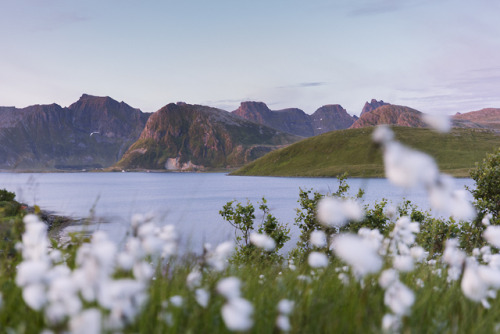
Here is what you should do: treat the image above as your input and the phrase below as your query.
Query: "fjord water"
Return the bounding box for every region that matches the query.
[0,173,474,251]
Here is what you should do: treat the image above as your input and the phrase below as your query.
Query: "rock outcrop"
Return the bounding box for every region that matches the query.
[360,99,390,116]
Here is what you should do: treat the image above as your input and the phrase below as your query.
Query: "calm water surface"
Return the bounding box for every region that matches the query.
[0,173,474,252]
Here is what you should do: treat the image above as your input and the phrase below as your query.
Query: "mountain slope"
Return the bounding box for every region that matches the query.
[350,105,426,129]
[0,95,149,170]
[232,127,500,177]
[310,104,356,134]
[115,102,300,170]
[453,108,500,130]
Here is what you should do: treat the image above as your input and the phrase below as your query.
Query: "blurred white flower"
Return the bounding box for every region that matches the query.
[310,230,327,248]
[372,125,394,145]
[317,197,364,227]
[169,295,183,307]
[221,298,254,331]
[22,283,47,311]
[332,234,382,277]
[217,277,241,300]
[422,113,451,133]
[484,226,500,249]
[69,308,102,334]
[277,299,294,315]
[195,288,210,308]
[379,269,398,289]
[206,241,234,272]
[461,258,488,303]
[382,313,401,333]
[383,141,439,188]
[276,315,291,332]
[393,255,414,272]
[308,252,328,268]
[186,269,202,290]
[384,281,415,316]
[410,246,426,262]
[482,213,493,226]
[250,233,276,251]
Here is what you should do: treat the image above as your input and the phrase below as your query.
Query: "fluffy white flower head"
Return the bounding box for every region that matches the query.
[250,233,276,251]
[332,234,382,277]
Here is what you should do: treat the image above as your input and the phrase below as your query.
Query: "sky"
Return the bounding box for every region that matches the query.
[1,0,500,116]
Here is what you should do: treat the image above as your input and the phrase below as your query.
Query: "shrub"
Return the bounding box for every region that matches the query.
[0,189,15,202]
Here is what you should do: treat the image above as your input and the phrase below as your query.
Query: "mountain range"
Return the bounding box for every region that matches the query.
[0,95,499,171]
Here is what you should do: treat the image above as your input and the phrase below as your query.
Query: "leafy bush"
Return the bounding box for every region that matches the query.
[0,188,15,202]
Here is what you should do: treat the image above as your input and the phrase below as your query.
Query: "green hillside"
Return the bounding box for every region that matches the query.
[231,127,500,177]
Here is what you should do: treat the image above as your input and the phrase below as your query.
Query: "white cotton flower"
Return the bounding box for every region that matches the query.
[16,260,50,287]
[317,197,364,227]
[169,295,183,307]
[22,283,47,311]
[308,252,328,268]
[277,299,294,315]
[379,269,399,289]
[358,228,383,250]
[410,246,426,262]
[221,298,254,331]
[428,175,476,221]
[382,313,401,333]
[443,239,466,268]
[478,266,500,289]
[310,230,327,248]
[250,233,276,251]
[207,241,234,272]
[372,125,394,145]
[276,315,291,332]
[422,113,451,133]
[69,308,102,334]
[484,226,500,249]
[384,281,415,316]
[186,269,202,289]
[461,259,488,302]
[482,213,493,226]
[195,288,210,308]
[383,141,439,188]
[217,277,241,300]
[393,255,414,272]
[117,252,135,271]
[332,234,382,277]
[133,261,154,282]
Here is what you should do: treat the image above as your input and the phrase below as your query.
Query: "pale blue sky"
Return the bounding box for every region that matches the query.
[1,0,499,115]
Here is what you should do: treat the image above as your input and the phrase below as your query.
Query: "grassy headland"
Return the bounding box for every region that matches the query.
[232,127,500,177]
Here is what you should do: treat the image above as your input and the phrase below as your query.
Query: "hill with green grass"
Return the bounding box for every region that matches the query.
[231,127,500,177]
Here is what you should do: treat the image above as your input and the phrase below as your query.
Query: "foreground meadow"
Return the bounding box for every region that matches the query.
[1,124,500,333]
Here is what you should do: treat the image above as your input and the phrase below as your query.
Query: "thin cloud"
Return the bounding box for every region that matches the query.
[277,82,328,89]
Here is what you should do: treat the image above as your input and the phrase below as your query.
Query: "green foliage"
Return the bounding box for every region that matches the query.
[232,127,500,177]
[219,197,290,262]
[0,188,15,201]
[470,148,500,220]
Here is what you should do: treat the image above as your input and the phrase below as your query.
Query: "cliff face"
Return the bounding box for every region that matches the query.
[350,105,426,129]
[0,95,149,170]
[116,103,300,170]
[232,101,357,137]
[360,99,389,116]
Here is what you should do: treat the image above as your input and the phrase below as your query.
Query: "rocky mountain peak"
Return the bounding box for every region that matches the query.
[361,99,390,116]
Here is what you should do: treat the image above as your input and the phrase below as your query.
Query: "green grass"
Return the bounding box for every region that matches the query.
[232,127,500,177]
